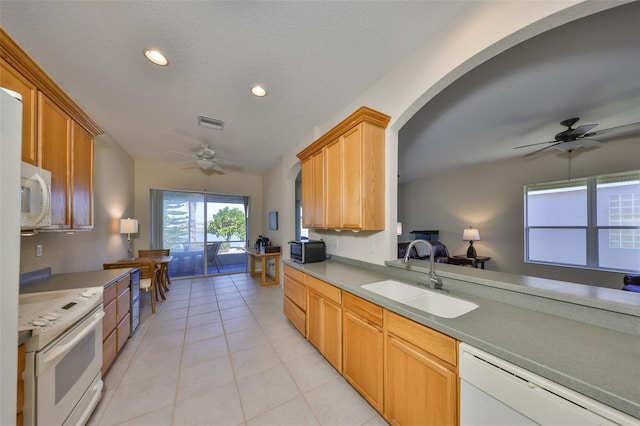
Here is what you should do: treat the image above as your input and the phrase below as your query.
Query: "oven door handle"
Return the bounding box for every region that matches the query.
[41,310,104,367]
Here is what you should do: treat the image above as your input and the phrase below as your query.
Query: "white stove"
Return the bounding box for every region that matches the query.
[19,286,105,425]
[19,286,103,352]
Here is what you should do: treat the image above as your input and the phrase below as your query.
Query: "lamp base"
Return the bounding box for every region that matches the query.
[466,242,477,259]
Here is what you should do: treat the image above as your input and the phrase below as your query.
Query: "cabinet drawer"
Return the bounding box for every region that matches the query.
[102,299,117,340]
[384,310,457,367]
[117,313,131,352]
[343,292,382,327]
[116,287,131,323]
[103,283,117,305]
[284,296,306,337]
[284,276,306,311]
[116,275,131,294]
[102,330,117,374]
[283,265,306,284]
[306,275,341,304]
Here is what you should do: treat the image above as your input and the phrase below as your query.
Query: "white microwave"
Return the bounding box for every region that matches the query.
[21,162,52,230]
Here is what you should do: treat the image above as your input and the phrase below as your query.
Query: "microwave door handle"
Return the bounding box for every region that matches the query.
[31,172,50,225]
[39,311,104,370]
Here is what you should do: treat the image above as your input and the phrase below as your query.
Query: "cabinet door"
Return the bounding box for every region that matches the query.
[325,137,342,228]
[343,309,383,411]
[301,156,314,228]
[342,125,363,228]
[311,149,325,227]
[306,288,342,372]
[71,122,94,228]
[102,330,117,375]
[306,289,323,350]
[0,59,37,165]
[385,334,457,426]
[38,92,71,227]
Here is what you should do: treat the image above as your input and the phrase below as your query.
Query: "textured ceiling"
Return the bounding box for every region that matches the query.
[1,2,637,180]
[0,0,470,174]
[399,1,640,182]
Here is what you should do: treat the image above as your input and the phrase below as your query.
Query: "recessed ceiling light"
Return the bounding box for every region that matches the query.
[251,85,267,97]
[144,49,169,66]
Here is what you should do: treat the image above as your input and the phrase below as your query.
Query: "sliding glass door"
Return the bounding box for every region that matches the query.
[150,189,249,278]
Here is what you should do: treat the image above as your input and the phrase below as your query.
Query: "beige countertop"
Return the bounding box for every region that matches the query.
[284,258,640,419]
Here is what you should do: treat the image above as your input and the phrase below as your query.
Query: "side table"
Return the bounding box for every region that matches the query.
[452,255,491,269]
[245,250,281,286]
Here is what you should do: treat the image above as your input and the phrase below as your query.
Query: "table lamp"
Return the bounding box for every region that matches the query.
[120,218,138,258]
[462,226,480,258]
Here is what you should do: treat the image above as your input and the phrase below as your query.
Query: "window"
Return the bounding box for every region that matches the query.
[525,171,640,272]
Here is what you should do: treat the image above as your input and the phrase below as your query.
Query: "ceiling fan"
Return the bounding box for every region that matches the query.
[514,117,640,157]
[168,144,226,172]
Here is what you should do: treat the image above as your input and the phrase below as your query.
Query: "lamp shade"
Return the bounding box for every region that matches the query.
[120,218,138,234]
[462,227,480,241]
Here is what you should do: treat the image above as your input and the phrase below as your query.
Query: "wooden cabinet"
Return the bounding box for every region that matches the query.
[39,92,71,228]
[283,265,307,336]
[282,265,461,425]
[17,344,25,426]
[1,58,37,165]
[297,106,390,231]
[384,310,458,426]
[342,292,384,413]
[1,29,101,231]
[71,121,94,228]
[102,274,131,375]
[306,275,342,372]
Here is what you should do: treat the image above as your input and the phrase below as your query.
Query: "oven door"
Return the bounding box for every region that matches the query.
[31,306,104,425]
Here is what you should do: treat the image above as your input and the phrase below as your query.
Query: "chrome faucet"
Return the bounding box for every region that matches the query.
[402,239,444,290]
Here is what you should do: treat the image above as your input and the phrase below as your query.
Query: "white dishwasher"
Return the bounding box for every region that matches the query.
[459,343,639,425]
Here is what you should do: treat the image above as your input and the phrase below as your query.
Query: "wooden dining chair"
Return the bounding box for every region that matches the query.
[103,260,158,313]
[138,249,172,288]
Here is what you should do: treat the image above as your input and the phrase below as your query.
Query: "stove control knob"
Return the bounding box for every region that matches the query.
[32,319,48,327]
[82,290,95,298]
[43,313,57,321]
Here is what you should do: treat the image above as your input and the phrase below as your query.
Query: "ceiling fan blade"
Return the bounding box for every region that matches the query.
[589,122,640,140]
[564,123,598,137]
[514,140,555,149]
[524,142,561,157]
[167,149,195,158]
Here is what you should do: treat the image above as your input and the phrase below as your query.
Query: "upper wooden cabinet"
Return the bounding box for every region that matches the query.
[71,122,94,229]
[0,58,37,164]
[297,106,390,231]
[1,29,101,230]
[39,93,71,228]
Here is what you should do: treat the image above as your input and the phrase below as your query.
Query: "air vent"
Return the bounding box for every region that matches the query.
[198,115,225,130]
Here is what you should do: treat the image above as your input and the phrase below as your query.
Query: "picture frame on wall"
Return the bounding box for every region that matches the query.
[268,211,278,230]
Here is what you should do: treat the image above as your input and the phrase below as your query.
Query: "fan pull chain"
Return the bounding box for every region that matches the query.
[568,150,572,181]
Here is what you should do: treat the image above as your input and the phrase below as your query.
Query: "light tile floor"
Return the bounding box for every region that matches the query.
[88,273,388,426]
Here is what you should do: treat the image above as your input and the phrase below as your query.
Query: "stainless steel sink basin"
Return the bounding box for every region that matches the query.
[361,280,478,318]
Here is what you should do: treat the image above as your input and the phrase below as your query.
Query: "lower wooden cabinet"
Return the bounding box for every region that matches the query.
[17,343,25,426]
[306,275,342,373]
[281,267,460,425]
[102,274,131,374]
[342,292,384,412]
[384,310,458,425]
[283,266,307,336]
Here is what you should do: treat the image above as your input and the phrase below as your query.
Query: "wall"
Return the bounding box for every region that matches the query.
[266,1,616,266]
[20,133,135,275]
[133,160,263,254]
[398,136,639,288]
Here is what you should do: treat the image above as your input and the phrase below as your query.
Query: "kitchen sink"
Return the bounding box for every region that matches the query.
[361,280,478,318]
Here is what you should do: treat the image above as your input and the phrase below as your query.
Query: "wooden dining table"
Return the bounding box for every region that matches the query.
[120,255,173,299]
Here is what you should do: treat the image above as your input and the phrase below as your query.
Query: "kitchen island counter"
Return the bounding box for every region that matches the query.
[284,258,640,419]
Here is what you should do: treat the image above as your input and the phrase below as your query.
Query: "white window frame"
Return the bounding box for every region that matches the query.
[524,171,640,272]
